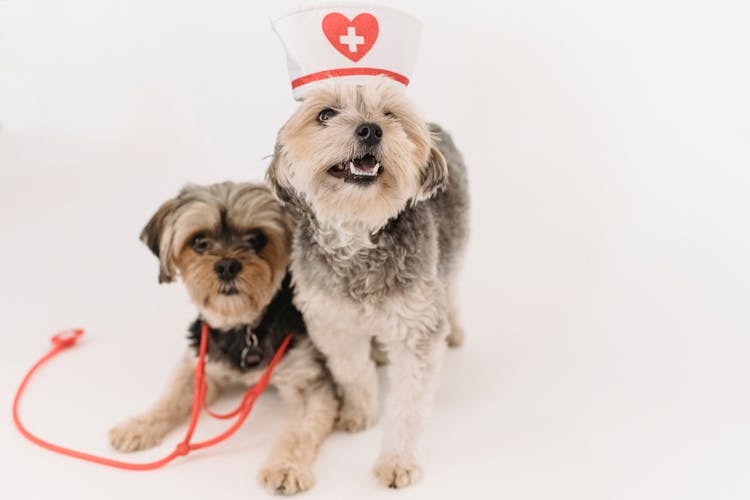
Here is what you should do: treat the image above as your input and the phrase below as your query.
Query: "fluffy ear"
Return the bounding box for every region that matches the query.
[140,197,181,284]
[265,141,295,205]
[415,146,449,202]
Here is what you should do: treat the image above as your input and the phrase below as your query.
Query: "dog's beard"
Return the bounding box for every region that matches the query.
[194,281,272,330]
[286,145,422,231]
[179,256,279,329]
[196,277,259,324]
[327,153,383,185]
[208,292,247,311]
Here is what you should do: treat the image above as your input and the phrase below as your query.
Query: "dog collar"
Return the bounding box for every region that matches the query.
[189,320,273,372]
[187,273,304,371]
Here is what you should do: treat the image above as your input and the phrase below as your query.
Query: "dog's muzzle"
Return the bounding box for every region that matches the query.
[327,154,383,185]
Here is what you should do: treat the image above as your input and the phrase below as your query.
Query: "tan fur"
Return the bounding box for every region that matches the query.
[108,352,222,452]
[268,77,447,231]
[175,241,283,326]
[110,182,337,495]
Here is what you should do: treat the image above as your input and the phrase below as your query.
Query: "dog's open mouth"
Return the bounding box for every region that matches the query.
[327,154,382,184]
[219,284,239,296]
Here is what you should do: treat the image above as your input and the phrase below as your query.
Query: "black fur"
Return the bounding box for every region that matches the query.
[187,272,306,371]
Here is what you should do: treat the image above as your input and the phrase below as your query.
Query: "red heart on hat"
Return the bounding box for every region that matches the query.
[322,13,379,63]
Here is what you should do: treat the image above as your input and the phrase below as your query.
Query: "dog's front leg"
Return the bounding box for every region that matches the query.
[109,350,222,451]
[374,326,447,488]
[309,325,378,432]
[258,379,338,495]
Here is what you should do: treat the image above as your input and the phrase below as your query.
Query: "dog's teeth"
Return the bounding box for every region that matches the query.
[346,160,380,177]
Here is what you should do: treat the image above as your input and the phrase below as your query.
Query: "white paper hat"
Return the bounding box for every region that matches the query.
[272,5,422,100]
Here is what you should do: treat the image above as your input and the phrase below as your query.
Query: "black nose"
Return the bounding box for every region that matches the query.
[355,122,383,145]
[214,258,242,281]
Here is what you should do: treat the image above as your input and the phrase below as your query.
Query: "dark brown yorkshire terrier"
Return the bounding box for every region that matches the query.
[109,182,338,495]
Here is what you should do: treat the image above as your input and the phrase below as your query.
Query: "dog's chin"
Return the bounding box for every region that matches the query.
[327,154,383,186]
[304,175,412,232]
[197,293,259,330]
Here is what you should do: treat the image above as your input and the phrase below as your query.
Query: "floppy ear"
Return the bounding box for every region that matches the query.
[265,141,296,205]
[140,197,181,284]
[415,145,449,202]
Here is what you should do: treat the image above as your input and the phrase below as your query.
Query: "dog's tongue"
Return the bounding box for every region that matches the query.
[352,156,378,172]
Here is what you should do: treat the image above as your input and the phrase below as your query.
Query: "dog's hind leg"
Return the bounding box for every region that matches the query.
[445,282,465,348]
[446,299,465,347]
[370,337,389,365]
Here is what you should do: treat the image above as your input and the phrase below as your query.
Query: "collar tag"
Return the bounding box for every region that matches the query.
[240,327,262,370]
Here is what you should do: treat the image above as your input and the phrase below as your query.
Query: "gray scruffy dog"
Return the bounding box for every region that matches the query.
[267,77,469,488]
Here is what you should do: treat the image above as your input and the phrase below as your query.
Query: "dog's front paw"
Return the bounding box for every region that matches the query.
[109,418,165,452]
[258,462,315,495]
[335,396,377,432]
[373,453,423,488]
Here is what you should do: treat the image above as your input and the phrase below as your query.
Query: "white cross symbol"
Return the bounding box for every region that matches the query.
[339,26,365,53]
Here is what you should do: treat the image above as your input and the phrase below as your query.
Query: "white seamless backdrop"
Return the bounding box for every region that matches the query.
[1,1,749,499]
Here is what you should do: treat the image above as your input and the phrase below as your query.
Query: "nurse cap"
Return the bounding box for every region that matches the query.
[272,5,422,100]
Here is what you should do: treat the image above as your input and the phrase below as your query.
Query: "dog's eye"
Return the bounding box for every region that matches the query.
[318,108,338,123]
[384,111,395,118]
[245,230,268,252]
[191,234,211,253]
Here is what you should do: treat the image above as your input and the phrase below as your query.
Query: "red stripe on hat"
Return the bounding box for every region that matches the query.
[291,68,409,89]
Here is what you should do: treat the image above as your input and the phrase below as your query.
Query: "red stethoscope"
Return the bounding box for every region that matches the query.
[12,323,292,470]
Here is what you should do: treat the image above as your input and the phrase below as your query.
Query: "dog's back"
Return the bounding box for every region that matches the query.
[427,123,470,278]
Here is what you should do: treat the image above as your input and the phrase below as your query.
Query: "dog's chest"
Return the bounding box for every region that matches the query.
[292,212,436,301]
[202,337,323,388]
[292,272,446,345]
